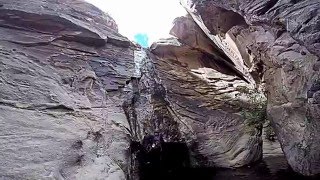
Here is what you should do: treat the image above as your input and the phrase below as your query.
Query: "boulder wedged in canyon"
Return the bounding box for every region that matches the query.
[0,0,133,179]
[181,0,320,176]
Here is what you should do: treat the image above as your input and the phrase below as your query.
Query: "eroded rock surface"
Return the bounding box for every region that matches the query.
[0,0,133,179]
[1,0,319,178]
[181,0,320,176]
[150,15,265,167]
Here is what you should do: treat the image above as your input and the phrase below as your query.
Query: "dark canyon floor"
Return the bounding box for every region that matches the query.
[140,157,318,180]
[134,141,319,180]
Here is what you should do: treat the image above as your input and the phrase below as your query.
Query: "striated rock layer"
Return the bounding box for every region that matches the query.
[1,0,319,179]
[0,0,267,178]
[150,14,265,168]
[181,0,320,176]
[0,0,133,179]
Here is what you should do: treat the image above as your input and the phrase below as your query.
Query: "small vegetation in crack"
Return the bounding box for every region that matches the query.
[240,88,267,131]
[236,85,251,94]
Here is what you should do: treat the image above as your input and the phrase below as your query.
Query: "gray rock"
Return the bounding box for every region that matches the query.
[181,0,320,176]
[150,18,265,167]
[2,0,319,178]
[0,0,134,179]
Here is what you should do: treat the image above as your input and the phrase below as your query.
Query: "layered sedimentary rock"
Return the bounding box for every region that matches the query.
[0,0,267,178]
[0,0,133,179]
[1,0,319,178]
[150,14,265,168]
[181,0,320,176]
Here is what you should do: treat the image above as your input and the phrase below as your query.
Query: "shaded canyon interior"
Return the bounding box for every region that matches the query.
[0,0,319,179]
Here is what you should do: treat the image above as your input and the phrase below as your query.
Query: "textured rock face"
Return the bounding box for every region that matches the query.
[2,0,319,178]
[181,0,320,176]
[0,0,133,179]
[0,0,266,178]
[150,15,265,168]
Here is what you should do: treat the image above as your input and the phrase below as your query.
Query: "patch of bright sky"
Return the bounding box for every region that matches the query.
[85,0,186,47]
[134,33,149,48]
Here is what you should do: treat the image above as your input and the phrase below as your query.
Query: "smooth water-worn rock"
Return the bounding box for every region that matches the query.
[181,0,320,176]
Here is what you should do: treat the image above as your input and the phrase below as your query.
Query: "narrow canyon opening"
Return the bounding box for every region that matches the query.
[1,0,320,179]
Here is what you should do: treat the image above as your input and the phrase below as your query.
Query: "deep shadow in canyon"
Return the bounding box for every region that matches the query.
[131,136,320,180]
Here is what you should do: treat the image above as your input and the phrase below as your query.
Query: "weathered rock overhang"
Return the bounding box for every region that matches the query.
[179,0,320,176]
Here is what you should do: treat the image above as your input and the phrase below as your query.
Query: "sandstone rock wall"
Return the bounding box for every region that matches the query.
[150,15,265,168]
[1,0,319,178]
[181,0,320,176]
[0,0,133,179]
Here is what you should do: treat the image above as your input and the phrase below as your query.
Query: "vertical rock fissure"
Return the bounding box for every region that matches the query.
[125,48,187,179]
